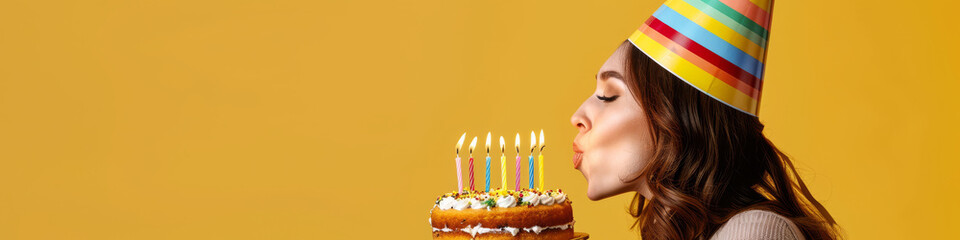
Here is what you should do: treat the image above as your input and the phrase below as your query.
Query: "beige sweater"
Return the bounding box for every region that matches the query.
[709,210,805,240]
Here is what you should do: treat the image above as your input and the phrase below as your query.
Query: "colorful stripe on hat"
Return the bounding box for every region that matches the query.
[628,0,774,116]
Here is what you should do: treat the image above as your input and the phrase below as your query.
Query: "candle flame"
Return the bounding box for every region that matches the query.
[469,136,478,156]
[514,133,520,153]
[529,131,536,153]
[539,129,546,152]
[456,133,466,154]
[485,132,492,155]
[499,136,505,153]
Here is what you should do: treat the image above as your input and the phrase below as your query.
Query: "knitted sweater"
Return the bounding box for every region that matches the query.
[709,210,806,240]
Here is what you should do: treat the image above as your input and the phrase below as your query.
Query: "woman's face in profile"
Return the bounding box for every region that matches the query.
[570,42,655,201]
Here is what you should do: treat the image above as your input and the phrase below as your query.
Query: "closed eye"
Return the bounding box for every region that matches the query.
[596,95,619,102]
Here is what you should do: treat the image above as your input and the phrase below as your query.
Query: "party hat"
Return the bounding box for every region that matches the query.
[627,0,774,116]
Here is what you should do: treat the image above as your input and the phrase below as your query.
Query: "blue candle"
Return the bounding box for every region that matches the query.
[528,131,536,190]
[528,155,534,189]
[484,132,492,192]
[485,156,491,192]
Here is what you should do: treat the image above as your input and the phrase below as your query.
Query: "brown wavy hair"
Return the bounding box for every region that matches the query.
[620,40,841,239]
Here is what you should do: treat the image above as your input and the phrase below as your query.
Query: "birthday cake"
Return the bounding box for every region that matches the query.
[430,189,574,239]
[431,131,573,239]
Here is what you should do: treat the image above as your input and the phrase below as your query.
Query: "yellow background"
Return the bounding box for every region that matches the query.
[1,0,958,239]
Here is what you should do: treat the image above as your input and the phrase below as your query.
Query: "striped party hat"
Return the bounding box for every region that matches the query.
[627,0,774,116]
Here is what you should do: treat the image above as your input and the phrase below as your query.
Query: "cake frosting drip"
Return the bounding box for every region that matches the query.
[433,189,567,210]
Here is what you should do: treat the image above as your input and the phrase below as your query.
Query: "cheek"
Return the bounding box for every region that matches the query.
[585,142,643,181]
[582,103,652,190]
[591,111,649,165]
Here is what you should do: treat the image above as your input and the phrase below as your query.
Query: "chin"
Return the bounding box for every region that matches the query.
[585,183,616,201]
[586,189,603,201]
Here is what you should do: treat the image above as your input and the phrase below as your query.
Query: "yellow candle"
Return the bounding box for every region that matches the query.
[538,154,544,190]
[537,129,545,190]
[499,136,506,190]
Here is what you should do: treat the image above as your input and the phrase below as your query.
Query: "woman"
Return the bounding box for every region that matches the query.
[569,1,841,239]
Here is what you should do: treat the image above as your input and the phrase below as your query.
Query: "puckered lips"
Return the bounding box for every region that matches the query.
[572,143,584,169]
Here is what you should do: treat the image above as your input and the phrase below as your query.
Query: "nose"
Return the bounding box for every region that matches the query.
[570,104,591,134]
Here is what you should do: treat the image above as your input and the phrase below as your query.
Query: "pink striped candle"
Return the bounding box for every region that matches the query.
[514,155,521,191]
[468,157,474,191]
[514,133,521,191]
[456,156,462,193]
[455,133,466,193]
[467,136,478,192]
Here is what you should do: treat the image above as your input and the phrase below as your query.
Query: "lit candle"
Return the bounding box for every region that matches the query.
[538,129,546,191]
[528,131,536,190]
[499,136,506,191]
[485,132,492,192]
[469,136,477,191]
[455,133,466,193]
[514,133,521,191]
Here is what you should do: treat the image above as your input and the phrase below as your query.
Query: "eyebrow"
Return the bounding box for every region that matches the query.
[596,71,624,81]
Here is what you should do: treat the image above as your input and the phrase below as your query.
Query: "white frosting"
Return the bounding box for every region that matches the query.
[438,197,456,210]
[552,192,567,203]
[522,221,576,234]
[461,224,483,237]
[496,195,516,208]
[438,221,575,236]
[453,198,470,211]
[434,190,565,211]
[538,194,555,205]
[477,226,496,235]
[469,199,484,209]
[522,193,539,206]
[504,226,520,236]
